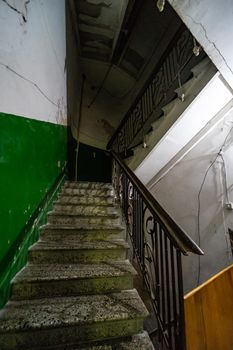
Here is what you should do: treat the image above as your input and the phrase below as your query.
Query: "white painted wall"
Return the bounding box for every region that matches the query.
[168,0,233,91]
[0,0,66,125]
[149,105,233,292]
[135,72,232,184]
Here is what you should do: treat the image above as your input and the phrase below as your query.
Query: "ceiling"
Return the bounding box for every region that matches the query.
[72,0,182,81]
[67,0,184,149]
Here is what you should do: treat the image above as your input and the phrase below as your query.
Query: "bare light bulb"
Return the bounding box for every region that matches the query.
[157,0,165,12]
[193,45,201,56]
[180,93,185,102]
[193,38,201,56]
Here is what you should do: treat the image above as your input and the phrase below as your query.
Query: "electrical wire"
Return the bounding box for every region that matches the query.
[196,152,219,286]
[38,0,64,76]
[196,124,233,286]
[88,64,113,109]
[219,153,230,204]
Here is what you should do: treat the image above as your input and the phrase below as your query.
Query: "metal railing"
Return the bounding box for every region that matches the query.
[107,25,204,154]
[112,151,203,350]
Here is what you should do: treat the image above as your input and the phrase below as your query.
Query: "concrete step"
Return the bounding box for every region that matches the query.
[64,181,113,190]
[0,290,149,350]
[161,98,177,115]
[29,239,129,264]
[11,260,137,300]
[40,224,125,241]
[60,188,114,197]
[47,211,121,227]
[191,56,211,77]
[56,195,115,206]
[52,204,120,216]
[151,117,163,131]
[30,331,154,350]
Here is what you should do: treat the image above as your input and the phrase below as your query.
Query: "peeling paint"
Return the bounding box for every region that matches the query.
[0,111,66,308]
[98,118,115,135]
[77,0,127,61]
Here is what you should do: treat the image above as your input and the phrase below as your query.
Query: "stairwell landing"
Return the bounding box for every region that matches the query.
[0,181,154,349]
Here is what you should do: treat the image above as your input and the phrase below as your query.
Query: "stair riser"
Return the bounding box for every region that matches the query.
[53,205,119,216]
[11,275,134,300]
[61,189,114,197]
[0,318,144,350]
[64,182,113,190]
[29,249,127,264]
[28,332,154,350]
[47,216,121,227]
[57,197,115,206]
[40,231,124,242]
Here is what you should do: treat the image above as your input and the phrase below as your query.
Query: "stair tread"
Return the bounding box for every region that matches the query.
[0,181,153,349]
[30,239,129,251]
[13,261,137,283]
[61,188,114,196]
[64,181,112,189]
[56,198,115,206]
[49,210,119,217]
[0,289,148,334]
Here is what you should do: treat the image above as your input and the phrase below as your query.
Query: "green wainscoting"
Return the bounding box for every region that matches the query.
[0,112,67,307]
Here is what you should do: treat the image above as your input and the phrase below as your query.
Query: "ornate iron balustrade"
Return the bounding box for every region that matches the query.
[112,151,203,350]
[107,25,204,153]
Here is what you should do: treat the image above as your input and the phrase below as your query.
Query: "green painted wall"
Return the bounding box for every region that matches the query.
[0,112,67,306]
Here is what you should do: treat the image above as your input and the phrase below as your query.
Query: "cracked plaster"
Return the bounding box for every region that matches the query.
[168,0,233,90]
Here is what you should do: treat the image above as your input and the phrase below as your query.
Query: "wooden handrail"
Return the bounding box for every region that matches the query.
[184,264,233,350]
[112,151,204,255]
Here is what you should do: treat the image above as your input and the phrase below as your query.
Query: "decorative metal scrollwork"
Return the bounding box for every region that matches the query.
[143,208,158,301]
[112,156,187,350]
[108,27,204,154]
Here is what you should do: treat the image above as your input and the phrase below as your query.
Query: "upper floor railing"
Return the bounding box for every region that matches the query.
[112,151,203,350]
[107,25,204,154]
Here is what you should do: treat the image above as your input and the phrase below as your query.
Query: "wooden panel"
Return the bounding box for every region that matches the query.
[184,264,233,350]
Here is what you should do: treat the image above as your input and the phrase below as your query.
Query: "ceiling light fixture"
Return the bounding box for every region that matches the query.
[157,0,166,12]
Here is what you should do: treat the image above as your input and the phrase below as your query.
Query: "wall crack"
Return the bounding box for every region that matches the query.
[0,62,58,107]
[185,13,233,77]
[2,0,30,23]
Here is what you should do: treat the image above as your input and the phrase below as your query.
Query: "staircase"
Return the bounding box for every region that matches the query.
[126,57,217,172]
[0,181,154,349]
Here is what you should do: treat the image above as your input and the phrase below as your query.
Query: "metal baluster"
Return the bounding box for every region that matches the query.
[132,186,136,249]
[164,235,172,347]
[154,220,161,344]
[159,227,166,347]
[111,151,203,350]
[139,195,144,269]
[170,242,178,349]
[136,190,139,257]
[176,251,186,350]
